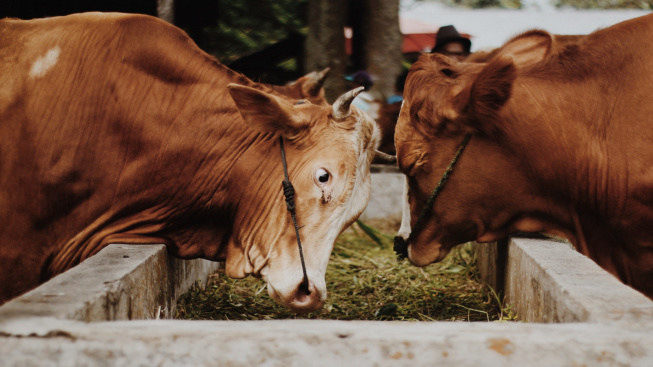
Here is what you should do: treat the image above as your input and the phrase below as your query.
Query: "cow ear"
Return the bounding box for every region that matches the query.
[228,84,310,139]
[495,30,552,67]
[464,57,517,135]
[406,53,471,136]
[300,67,330,99]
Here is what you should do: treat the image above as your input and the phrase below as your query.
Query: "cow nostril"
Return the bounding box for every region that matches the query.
[288,280,324,313]
[298,278,312,296]
[393,235,409,260]
[294,279,315,305]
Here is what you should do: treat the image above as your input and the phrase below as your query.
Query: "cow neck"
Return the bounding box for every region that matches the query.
[279,136,311,294]
[394,133,472,259]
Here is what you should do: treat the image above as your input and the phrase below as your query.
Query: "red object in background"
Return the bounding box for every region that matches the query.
[399,17,439,53]
[345,18,471,55]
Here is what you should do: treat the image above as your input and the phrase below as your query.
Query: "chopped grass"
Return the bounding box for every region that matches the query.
[176,218,515,322]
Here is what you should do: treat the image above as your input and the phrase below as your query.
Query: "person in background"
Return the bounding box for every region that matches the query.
[344,70,381,119]
[386,71,407,105]
[431,25,471,62]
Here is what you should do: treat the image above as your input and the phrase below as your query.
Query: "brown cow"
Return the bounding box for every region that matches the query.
[395,14,653,298]
[0,13,383,311]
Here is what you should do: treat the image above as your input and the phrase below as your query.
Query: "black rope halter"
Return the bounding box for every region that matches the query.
[394,133,472,259]
[279,136,311,294]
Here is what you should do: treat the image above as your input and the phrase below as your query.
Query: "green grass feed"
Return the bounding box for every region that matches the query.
[176,218,516,322]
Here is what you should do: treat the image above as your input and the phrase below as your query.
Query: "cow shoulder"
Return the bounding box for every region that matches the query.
[111,13,208,85]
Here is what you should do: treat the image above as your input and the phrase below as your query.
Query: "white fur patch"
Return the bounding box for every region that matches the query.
[29,46,61,79]
[397,177,412,240]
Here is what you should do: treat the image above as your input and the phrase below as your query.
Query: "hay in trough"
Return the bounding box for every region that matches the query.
[176,218,516,322]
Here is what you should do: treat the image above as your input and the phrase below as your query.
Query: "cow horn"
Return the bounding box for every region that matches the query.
[374,150,397,164]
[332,87,364,121]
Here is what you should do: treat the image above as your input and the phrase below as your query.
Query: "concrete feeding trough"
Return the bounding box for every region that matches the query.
[1,166,652,366]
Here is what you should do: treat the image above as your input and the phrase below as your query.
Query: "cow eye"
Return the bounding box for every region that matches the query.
[315,168,330,185]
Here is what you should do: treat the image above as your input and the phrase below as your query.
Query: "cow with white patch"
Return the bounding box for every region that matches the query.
[0,12,382,312]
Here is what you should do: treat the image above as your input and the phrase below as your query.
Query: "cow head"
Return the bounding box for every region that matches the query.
[226,84,380,313]
[395,32,562,267]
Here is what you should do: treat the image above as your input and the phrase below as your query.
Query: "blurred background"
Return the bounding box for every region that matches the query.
[1,0,651,103]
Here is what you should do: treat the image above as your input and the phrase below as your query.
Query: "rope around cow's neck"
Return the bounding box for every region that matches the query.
[393,133,472,260]
[279,136,311,294]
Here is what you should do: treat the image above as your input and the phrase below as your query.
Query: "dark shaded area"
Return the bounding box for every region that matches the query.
[0,0,218,44]
[0,0,308,85]
[227,32,305,84]
[0,0,157,19]
[204,0,308,84]
[0,0,217,51]
[174,0,219,51]
[346,0,365,72]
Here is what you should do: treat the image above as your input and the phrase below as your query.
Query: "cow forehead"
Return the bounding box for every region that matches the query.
[305,108,379,158]
[395,101,428,170]
[256,109,377,271]
[348,109,380,152]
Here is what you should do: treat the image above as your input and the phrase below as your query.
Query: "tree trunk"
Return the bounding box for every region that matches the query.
[157,0,174,24]
[360,0,402,100]
[305,0,348,103]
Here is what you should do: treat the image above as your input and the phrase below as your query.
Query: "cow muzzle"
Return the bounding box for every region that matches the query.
[395,177,441,266]
[395,229,443,267]
[406,237,443,267]
[267,277,325,313]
